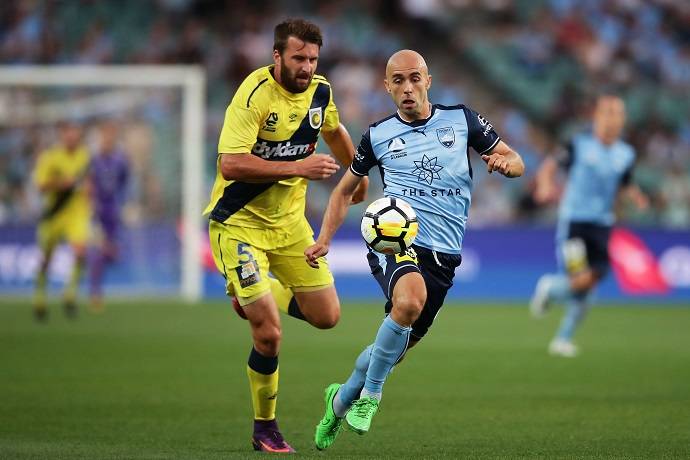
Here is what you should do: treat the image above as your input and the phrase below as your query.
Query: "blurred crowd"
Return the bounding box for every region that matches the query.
[0,0,688,228]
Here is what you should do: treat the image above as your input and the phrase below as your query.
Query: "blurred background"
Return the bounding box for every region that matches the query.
[0,0,689,302]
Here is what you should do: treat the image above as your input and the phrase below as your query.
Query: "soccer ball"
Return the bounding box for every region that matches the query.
[360,197,418,255]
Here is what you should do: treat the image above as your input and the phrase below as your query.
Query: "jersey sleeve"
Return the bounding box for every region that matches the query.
[349,129,377,176]
[321,84,340,132]
[217,78,264,154]
[463,106,501,155]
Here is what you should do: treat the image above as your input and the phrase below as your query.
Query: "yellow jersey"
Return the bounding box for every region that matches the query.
[32,144,91,220]
[204,65,340,240]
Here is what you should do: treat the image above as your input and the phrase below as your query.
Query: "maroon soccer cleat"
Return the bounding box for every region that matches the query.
[232,297,248,320]
[251,419,295,453]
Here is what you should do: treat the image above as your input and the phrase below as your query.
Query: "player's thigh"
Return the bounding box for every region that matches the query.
[411,246,462,340]
[37,219,61,254]
[267,235,334,291]
[243,292,283,354]
[389,271,426,324]
[64,214,90,257]
[208,221,271,303]
[292,285,340,328]
[366,247,421,301]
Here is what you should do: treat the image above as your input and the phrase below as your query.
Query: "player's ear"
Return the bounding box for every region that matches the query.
[272,49,281,66]
[426,74,432,90]
[383,78,390,93]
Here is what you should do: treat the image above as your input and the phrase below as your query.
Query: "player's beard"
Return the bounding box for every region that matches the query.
[280,64,312,93]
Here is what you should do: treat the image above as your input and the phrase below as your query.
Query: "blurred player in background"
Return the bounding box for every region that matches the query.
[203,19,368,453]
[88,120,130,312]
[32,121,91,320]
[305,49,524,449]
[530,94,649,357]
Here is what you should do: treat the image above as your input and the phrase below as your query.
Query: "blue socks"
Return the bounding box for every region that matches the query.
[333,317,411,416]
[546,274,572,303]
[556,292,592,340]
[334,344,372,417]
[363,316,411,399]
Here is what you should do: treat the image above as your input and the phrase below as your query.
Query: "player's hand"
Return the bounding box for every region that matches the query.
[304,240,329,268]
[633,191,650,211]
[297,154,340,180]
[481,153,511,176]
[351,176,369,204]
[534,182,558,204]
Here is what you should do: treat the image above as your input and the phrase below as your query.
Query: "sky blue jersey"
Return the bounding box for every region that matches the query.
[558,132,635,226]
[351,104,501,254]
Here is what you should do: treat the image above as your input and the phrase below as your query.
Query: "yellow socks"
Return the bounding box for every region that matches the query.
[247,347,279,420]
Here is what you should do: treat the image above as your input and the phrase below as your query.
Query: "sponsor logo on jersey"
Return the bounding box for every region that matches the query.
[412,154,443,185]
[436,127,455,148]
[388,137,407,159]
[477,114,494,136]
[252,139,315,159]
[289,112,298,122]
[395,247,418,264]
[388,137,406,152]
[401,187,464,198]
[236,260,261,288]
[262,112,278,132]
[309,107,323,129]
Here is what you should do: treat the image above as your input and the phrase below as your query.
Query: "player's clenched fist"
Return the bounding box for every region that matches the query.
[482,153,511,176]
[304,241,329,268]
[297,154,340,180]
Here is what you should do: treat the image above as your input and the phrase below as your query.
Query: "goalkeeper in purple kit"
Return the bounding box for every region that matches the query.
[88,120,129,311]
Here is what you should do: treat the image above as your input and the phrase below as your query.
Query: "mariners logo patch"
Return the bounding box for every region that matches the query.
[436,127,455,148]
[236,260,261,288]
[309,107,323,129]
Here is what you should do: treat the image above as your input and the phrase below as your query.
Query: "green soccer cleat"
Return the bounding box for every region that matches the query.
[314,383,343,450]
[345,396,379,435]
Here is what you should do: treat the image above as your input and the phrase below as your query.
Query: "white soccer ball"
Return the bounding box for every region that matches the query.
[360,197,418,255]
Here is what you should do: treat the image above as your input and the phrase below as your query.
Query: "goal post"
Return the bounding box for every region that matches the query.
[0,65,206,302]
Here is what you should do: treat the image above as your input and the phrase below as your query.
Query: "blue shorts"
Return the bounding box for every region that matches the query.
[367,244,462,340]
[558,221,612,276]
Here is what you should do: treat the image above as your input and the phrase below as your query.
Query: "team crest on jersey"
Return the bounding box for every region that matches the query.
[309,107,323,129]
[436,127,455,148]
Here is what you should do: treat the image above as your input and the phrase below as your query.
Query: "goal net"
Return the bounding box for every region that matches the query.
[0,66,205,302]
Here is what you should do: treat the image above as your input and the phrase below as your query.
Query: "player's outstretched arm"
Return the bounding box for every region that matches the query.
[219,152,339,183]
[533,155,559,204]
[481,140,525,178]
[305,170,363,268]
[321,123,369,204]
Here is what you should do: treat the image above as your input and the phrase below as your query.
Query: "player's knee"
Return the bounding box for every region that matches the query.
[310,306,340,329]
[570,270,599,293]
[392,292,424,323]
[255,325,282,355]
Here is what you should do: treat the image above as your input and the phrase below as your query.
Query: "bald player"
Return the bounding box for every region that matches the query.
[307,50,524,448]
[529,94,648,357]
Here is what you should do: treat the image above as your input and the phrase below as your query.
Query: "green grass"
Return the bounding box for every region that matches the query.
[1,299,688,459]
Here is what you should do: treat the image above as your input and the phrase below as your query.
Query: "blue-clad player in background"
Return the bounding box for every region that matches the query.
[530,94,648,358]
[304,49,525,449]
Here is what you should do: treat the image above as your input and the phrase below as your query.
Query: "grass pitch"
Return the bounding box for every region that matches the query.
[1,299,688,459]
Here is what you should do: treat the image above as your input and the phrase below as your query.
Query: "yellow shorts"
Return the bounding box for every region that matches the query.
[208,220,334,301]
[37,211,90,250]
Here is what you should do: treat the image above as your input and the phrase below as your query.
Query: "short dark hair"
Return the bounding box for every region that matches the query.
[273,18,323,54]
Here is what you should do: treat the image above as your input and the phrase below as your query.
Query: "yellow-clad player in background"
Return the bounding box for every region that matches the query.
[204,19,367,453]
[32,121,91,320]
